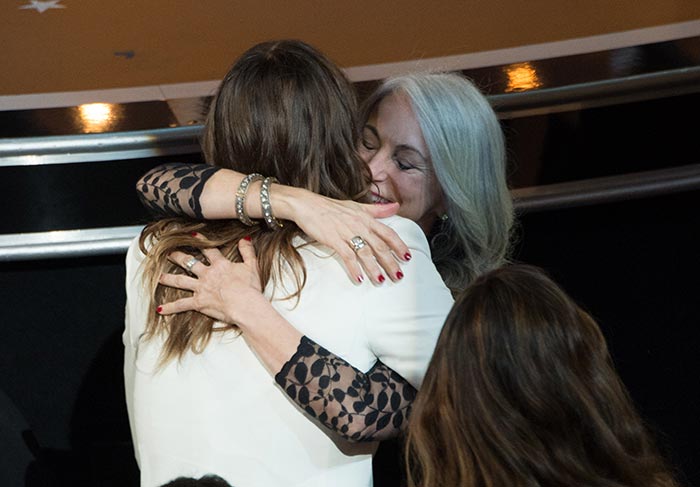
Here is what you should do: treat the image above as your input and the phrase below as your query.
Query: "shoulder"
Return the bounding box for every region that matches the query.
[126,232,146,268]
[125,230,150,291]
[377,215,431,257]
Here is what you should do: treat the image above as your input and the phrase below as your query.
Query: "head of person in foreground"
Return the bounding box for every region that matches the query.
[407,264,680,487]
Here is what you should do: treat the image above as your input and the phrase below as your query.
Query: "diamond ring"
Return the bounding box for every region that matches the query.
[350,236,367,252]
[184,256,200,273]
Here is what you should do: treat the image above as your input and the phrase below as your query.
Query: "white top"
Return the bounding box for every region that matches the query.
[123,215,454,487]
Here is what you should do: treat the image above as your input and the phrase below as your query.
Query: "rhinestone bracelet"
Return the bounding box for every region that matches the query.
[235,173,264,226]
[260,176,284,230]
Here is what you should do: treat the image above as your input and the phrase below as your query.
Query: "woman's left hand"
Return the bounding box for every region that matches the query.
[157,236,268,326]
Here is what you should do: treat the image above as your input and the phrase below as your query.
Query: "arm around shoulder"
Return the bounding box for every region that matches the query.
[364,216,454,389]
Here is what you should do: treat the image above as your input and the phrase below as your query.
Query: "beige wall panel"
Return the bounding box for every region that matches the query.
[2,1,700,95]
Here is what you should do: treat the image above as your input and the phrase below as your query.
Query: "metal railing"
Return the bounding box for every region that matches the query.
[511,163,700,212]
[4,65,700,166]
[2,163,698,262]
[490,65,700,118]
[3,63,700,262]
[0,126,202,167]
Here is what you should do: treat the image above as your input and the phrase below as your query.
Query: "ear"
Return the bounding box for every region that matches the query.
[433,193,448,221]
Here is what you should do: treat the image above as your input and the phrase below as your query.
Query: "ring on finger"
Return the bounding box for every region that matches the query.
[184,256,200,273]
[350,236,367,253]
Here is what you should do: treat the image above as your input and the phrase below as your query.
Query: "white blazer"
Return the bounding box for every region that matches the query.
[123,215,454,487]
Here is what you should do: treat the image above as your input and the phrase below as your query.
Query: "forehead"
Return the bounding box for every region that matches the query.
[368,92,427,151]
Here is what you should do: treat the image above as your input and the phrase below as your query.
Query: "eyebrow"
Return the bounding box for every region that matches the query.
[363,124,429,162]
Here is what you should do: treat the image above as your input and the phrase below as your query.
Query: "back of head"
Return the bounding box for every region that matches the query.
[361,72,513,291]
[407,264,679,487]
[159,474,234,487]
[140,40,370,364]
[203,39,369,200]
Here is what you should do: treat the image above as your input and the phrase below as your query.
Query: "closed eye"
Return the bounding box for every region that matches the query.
[394,158,415,171]
[361,137,377,151]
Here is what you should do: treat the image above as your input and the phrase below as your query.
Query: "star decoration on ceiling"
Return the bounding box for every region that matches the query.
[19,1,66,13]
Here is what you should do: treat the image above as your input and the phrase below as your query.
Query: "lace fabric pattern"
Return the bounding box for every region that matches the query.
[137,163,220,219]
[275,336,416,442]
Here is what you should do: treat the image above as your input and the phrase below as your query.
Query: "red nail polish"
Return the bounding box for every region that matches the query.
[156,306,163,314]
[243,235,252,241]
[378,274,385,283]
[404,252,412,261]
[396,271,404,280]
[357,275,364,283]
[191,232,198,237]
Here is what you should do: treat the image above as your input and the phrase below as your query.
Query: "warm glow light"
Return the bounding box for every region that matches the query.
[504,63,542,92]
[78,102,116,132]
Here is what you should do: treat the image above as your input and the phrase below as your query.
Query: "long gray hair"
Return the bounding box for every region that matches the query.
[361,72,514,291]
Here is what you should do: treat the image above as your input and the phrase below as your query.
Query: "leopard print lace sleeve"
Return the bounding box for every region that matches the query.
[137,163,220,219]
[274,336,416,442]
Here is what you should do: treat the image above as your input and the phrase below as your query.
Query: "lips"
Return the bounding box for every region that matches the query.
[371,192,393,204]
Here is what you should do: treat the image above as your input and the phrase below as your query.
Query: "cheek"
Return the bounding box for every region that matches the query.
[358,147,372,164]
[397,177,427,208]
[412,177,441,214]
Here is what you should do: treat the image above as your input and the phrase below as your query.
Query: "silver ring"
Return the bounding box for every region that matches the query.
[350,236,367,252]
[184,256,200,273]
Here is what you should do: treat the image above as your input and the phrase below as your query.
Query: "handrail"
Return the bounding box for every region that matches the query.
[2,164,698,262]
[0,226,143,262]
[0,126,202,167]
[489,65,700,118]
[3,66,700,165]
[512,163,700,212]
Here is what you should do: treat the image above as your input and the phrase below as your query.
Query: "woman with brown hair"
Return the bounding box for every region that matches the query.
[407,264,680,487]
[123,40,453,487]
[135,70,515,446]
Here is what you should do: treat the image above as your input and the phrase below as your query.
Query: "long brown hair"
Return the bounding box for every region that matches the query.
[139,39,370,365]
[407,264,679,487]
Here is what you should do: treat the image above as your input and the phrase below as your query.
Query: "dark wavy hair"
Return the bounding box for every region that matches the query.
[140,39,370,365]
[407,264,679,487]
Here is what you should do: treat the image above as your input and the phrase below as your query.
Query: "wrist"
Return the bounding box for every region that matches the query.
[269,183,306,223]
[243,179,264,219]
[231,292,274,333]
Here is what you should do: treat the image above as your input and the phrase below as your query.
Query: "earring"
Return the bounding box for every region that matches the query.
[440,213,449,221]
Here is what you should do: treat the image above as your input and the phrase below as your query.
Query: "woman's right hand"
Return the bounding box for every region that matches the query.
[158,237,266,326]
[280,188,411,285]
[159,237,305,373]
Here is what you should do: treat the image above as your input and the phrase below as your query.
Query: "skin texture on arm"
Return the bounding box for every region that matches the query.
[136,162,409,283]
[160,237,420,441]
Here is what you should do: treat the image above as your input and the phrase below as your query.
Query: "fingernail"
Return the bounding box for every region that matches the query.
[191,232,198,237]
[243,235,252,241]
[396,271,404,280]
[357,275,364,283]
[378,274,385,283]
[156,306,163,314]
[404,252,412,261]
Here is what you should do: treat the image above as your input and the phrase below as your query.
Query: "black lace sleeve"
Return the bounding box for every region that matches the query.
[137,163,220,219]
[275,336,416,442]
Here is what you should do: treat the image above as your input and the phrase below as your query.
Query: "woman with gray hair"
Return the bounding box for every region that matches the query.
[358,72,512,290]
[138,70,514,440]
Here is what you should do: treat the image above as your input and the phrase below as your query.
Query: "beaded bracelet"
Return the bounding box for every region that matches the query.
[236,173,264,226]
[260,176,284,230]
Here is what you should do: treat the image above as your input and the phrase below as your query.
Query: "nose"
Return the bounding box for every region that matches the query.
[367,150,392,182]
